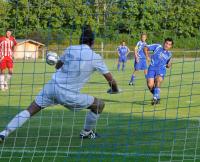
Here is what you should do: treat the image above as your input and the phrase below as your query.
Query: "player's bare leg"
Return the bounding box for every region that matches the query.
[144,69,148,78]
[147,78,158,105]
[148,81,157,104]
[0,101,41,143]
[4,68,13,90]
[147,78,155,94]
[80,98,105,139]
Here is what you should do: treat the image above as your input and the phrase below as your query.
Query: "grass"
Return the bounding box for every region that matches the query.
[0,57,200,162]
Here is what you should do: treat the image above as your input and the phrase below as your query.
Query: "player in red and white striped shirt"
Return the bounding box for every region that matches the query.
[0,29,17,91]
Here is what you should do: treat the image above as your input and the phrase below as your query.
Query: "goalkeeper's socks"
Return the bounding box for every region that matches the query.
[153,87,160,99]
[0,110,30,138]
[84,111,99,131]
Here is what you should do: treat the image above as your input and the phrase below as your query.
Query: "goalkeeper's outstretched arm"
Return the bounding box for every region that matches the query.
[103,73,119,93]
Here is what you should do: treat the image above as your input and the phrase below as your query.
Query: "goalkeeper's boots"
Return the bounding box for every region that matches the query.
[0,135,5,143]
[151,97,160,105]
[80,130,100,139]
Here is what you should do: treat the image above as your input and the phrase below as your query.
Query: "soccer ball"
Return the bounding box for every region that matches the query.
[46,52,59,65]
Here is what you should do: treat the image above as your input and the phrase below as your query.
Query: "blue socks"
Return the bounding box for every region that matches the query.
[117,63,125,71]
[130,75,135,82]
[122,63,125,71]
[153,87,160,99]
[150,88,154,94]
[117,63,120,71]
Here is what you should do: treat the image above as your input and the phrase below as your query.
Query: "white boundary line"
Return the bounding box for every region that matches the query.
[1,149,200,158]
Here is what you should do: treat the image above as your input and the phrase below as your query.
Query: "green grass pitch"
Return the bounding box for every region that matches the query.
[0,57,200,162]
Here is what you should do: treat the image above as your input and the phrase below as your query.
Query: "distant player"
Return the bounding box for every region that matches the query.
[0,25,120,142]
[117,41,130,71]
[0,29,17,91]
[144,38,173,105]
[129,33,148,85]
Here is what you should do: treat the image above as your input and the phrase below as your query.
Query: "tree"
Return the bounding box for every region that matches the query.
[0,0,11,34]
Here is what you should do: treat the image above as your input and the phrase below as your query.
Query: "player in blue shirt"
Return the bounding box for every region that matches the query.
[144,38,173,105]
[129,33,149,85]
[0,26,121,142]
[117,41,130,71]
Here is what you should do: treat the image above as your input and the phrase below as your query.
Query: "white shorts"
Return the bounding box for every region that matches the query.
[35,80,94,111]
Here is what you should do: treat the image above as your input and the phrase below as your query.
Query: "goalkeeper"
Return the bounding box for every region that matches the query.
[0,25,120,142]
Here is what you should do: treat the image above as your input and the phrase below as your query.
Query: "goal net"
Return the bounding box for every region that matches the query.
[0,0,200,161]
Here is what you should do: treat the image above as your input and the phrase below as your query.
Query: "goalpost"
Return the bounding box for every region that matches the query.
[0,0,200,162]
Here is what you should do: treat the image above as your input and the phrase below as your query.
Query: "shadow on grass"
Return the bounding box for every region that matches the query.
[103,98,150,105]
[0,106,199,162]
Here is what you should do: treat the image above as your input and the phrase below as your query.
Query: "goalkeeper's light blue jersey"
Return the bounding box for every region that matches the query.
[135,41,147,59]
[147,44,172,70]
[52,44,109,93]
